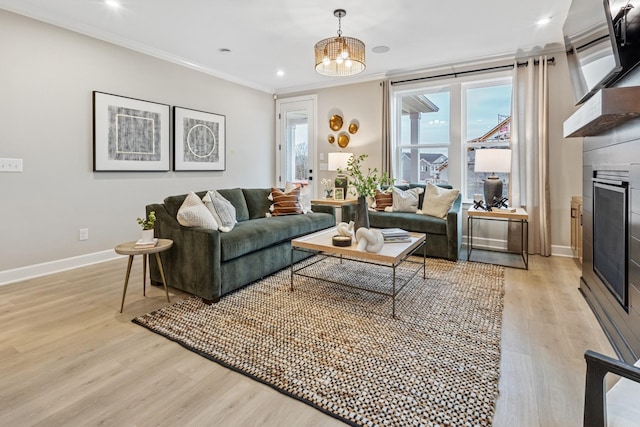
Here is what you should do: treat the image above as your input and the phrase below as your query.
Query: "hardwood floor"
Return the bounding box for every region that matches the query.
[0,255,615,426]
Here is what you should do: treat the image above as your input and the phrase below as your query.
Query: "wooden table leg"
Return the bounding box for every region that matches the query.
[143,254,147,296]
[155,252,171,303]
[120,255,134,313]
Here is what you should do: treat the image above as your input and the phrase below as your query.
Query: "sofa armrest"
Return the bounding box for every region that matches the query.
[311,204,336,217]
[146,203,222,300]
[584,350,640,427]
[445,193,462,260]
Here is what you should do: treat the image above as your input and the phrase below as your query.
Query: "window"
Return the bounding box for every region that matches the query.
[396,88,450,184]
[392,73,512,201]
[463,80,512,200]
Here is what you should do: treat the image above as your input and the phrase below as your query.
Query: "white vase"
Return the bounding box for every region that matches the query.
[141,229,155,243]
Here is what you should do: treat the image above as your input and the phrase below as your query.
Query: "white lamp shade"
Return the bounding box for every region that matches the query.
[474,149,512,173]
[328,152,353,171]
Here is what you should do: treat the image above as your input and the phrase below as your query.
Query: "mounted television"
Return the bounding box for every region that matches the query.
[564,0,640,105]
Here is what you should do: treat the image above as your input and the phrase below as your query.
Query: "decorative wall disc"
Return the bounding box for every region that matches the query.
[329,114,343,131]
[328,134,335,144]
[337,133,350,148]
[348,123,359,134]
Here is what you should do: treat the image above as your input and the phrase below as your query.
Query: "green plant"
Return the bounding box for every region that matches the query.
[137,211,156,230]
[338,154,392,198]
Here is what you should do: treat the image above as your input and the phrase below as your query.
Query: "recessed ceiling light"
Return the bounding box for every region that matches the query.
[276,70,285,77]
[372,46,390,54]
[105,0,120,8]
[218,48,231,54]
[537,17,551,26]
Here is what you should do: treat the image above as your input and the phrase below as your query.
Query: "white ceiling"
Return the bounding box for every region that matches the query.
[0,0,576,94]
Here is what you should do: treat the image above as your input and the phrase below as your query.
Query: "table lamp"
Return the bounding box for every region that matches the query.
[327,152,353,196]
[474,148,511,205]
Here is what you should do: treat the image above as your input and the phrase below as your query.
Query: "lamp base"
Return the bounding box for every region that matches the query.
[335,174,348,195]
[483,176,503,205]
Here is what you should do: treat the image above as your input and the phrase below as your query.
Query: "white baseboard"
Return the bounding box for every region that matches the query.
[463,235,577,259]
[0,250,119,286]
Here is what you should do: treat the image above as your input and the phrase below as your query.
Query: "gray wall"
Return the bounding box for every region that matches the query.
[0,10,274,273]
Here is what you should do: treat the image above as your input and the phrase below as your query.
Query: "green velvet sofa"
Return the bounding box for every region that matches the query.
[341,184,462,261]
[146,188,335,303]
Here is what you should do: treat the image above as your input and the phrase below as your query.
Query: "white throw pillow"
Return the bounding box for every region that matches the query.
[284,182,312,214]
[177,191,218,229]
[391,187,424,213]
[419,183,460,219]
[203,191,236,232]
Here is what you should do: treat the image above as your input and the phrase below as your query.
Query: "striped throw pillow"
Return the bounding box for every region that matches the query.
[270,187,303,216]
[374,189,393,211]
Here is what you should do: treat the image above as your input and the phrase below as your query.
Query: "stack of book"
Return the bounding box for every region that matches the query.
[380,228,411,243]
[134,238,158,249]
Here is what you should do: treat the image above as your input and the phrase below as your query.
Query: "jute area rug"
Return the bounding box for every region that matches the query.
[134,256,505,427]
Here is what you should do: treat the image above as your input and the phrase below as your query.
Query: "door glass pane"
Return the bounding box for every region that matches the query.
[285,110,308,183]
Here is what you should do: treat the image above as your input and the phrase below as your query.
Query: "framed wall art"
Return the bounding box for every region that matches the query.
[173,106,226,171]
[93,91,170,171]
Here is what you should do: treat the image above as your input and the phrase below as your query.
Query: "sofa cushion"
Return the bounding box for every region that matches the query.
[285,182,312,214]
[242,188,272,220]
[391,186,423,212]
[217,188,249,222]
[374,189,393,211]
[203,191,237,232]
[368,211,447,235]
[269,187,303,216]
[420,183,460,219]
[219,213,334,261]
[176,191,218,229]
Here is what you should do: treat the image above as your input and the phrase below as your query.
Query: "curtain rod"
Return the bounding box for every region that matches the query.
[390,57,555,86]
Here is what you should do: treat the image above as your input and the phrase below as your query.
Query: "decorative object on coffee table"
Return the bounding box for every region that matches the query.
[336,221,354,237]
[339,153,391,232]
[355,228,384,252]
[332,235,352,246]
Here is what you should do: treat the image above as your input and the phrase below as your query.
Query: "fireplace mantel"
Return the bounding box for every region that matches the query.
[564,86,640,138]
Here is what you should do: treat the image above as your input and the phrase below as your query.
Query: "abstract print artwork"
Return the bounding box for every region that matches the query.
[174,107,226,171]
[93,92,170,171]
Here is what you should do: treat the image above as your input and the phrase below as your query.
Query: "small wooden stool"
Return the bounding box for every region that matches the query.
[114,238,173,313]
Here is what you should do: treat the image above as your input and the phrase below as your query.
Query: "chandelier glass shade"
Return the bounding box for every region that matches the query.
[314,10,365,77]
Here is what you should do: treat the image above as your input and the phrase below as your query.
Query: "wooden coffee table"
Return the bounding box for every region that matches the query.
[290,227,426,317]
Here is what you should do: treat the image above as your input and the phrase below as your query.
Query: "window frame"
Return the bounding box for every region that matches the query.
[391,70,512,201]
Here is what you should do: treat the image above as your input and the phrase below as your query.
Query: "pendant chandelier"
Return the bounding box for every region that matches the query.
[314,9,366,77]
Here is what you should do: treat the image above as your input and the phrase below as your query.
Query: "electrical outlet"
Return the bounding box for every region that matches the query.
[0,158,23,172]
[79,229,89,241]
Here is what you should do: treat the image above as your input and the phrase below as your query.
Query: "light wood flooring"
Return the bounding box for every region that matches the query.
[0,255,615,426]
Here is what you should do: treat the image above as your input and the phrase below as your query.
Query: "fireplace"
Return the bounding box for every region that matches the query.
[592,177,629,311]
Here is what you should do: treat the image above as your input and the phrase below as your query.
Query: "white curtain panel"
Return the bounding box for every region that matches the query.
[510,56,551,256]
[381,79,393,178]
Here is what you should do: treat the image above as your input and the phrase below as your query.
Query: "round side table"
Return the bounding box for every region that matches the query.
[114,238,173,313]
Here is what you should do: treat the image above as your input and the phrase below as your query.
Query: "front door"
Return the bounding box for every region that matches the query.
[275,95,317,193]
